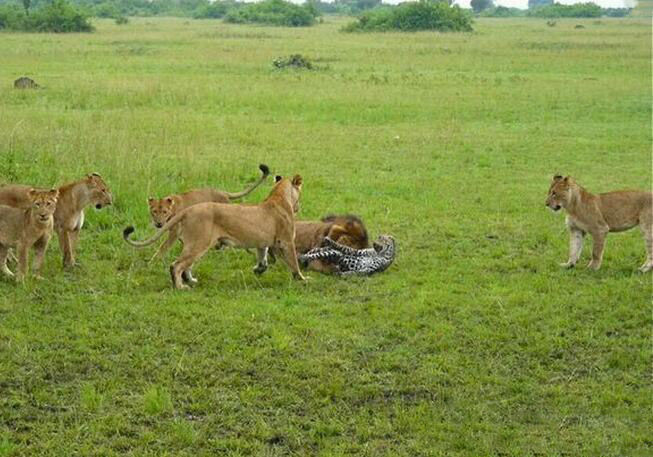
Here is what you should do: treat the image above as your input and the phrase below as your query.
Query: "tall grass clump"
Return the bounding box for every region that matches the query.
[224,0,319,26]
[343,0,473,32]
[0,0,93,32]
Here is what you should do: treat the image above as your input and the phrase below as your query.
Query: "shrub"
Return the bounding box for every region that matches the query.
[273,54,314,69]
[224,0,319,27]
[528,2,602,18]
[115,15,128,24]
[343,0,473,33]
[0,0,94,32]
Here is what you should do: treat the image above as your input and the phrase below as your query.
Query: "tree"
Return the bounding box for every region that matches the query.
[22,0,30,15]
[470,0,493,13]
[528,0,552,9]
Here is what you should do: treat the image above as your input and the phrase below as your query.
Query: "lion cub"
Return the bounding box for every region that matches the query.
[546,175,653,272]
[0,173,113,268]
[0,189,58,282]
[147,164,269,261]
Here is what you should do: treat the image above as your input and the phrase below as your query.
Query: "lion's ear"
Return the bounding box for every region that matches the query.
[553,174,563,181]
[49,188,59,199]
[563,176,570,183]
[165,197,174,205]
[275,175,282,183]
[292,175,303,188]
[27,188,37,200]
[147,197,155,205]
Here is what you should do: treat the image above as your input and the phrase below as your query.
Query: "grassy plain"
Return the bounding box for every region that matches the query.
[0,16,651,456]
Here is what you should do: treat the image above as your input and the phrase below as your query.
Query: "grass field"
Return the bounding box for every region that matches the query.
[0,15,651,456]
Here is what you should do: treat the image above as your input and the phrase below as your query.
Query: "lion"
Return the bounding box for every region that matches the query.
[0,189,58,282]
[294,214,369,273]
[147,164,269,263]
[0,173,113,268]
[124,174,306,289]
[546,175,653,272]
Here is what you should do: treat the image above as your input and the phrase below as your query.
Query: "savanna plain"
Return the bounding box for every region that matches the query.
[0,15,651,456]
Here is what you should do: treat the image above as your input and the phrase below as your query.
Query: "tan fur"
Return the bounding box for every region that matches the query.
[0,173,113,268]
[0,189,58,282]
[147,164,269,262]
[124,175,305,289]
[546,175,653,271]
[294,214,369,273]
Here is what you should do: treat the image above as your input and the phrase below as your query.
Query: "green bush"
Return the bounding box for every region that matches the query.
[224,0,319,27]
[343,0,473,32]
[528,2,602,18]
[0,0,94,32]
[114,14,128,24]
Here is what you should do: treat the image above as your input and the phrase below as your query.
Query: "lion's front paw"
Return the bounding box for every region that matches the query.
[559,261,575,269]
[587,261,601,271]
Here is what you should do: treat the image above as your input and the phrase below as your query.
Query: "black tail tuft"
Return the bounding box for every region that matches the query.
[123,226,135,240]
[259,164,270,176]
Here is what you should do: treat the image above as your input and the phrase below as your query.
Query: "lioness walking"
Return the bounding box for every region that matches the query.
[147,164,269,262]
[546,175,653,272]
[124,174,306,289]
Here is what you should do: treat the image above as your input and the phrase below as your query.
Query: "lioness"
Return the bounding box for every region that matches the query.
[0,173,113,268]
[294,214,369,273]
[546,175,653,272]
[124,174,306,289]
[0,189,58,282]
[147,164,269,262]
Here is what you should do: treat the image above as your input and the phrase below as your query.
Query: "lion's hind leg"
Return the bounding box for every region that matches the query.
[170,240,213,290]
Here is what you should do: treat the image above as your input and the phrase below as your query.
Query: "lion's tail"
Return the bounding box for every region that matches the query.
[226,164,270,201]
[123,211,186,248]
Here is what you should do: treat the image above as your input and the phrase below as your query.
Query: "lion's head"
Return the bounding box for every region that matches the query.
[28,188,59,224]
[148,196,176,228]
[85,173,113,209]
[546,175,575,212]
[270,174,303,214]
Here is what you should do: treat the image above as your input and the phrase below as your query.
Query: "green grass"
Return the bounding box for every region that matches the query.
[0,16,651,456]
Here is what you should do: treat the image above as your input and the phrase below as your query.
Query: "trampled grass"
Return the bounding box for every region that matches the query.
[0,16,651,456]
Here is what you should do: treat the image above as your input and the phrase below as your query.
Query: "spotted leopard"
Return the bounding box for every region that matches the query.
[299,235,396,276]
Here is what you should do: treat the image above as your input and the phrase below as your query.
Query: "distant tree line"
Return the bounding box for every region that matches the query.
[0,0,637,32]
[470,0,631,18]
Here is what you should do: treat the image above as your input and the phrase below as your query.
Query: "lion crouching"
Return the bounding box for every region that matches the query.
[124,175,305,289]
